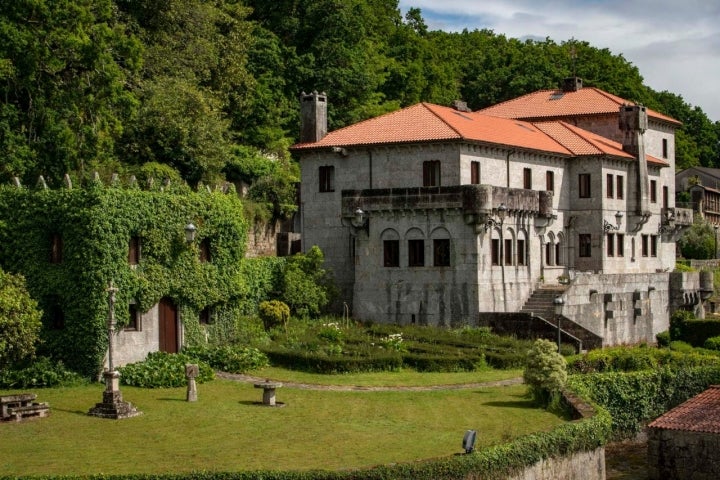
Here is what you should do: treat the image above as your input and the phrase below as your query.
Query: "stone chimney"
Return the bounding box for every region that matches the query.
[562,77,583,92]
[299,91,328,143]
[452,100,472,112]
[619,104,650,215]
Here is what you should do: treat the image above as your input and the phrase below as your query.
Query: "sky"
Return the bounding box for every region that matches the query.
[397,0,720,123]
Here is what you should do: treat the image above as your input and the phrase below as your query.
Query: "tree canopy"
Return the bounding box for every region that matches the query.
[1,0,718,193]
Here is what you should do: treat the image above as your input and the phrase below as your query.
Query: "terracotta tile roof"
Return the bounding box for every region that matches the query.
[292,102,668,168]
[292,103,572,155]
[648,385,720,434]
[479,87,680,126]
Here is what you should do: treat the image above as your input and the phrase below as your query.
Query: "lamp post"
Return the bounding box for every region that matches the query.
[106,281,118,373]
[714,225,718,260]
[553,296,564,352]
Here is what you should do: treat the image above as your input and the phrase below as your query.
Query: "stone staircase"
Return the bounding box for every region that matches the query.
[520,285,568,320]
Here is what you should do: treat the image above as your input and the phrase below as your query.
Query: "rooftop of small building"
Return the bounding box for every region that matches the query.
[648,385,720,434]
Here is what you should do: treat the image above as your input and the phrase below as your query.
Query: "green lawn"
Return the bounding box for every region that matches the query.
[248,366,524,387]
[0,378,564,476]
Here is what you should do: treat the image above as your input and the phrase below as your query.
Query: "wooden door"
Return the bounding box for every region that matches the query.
[159,298,178,353]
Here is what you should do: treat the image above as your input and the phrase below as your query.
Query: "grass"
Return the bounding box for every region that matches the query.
[248,366,523,386]
[0,378,565,477]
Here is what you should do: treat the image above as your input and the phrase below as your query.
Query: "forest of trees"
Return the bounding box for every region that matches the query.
[1,0,719,220]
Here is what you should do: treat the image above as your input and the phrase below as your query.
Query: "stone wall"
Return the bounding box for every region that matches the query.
[506,448,606,480]
[647,429,720,480]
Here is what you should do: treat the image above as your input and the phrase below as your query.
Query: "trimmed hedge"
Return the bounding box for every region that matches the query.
[263,349,403,374]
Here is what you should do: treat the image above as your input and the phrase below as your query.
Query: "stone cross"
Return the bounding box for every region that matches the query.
[185,364,199,402]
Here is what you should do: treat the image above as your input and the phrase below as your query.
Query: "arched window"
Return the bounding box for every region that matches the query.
[430,227,451,267]
[381,228,401,267]
[405,228,425,267]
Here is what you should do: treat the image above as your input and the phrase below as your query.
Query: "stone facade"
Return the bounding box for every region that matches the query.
[293,82,698,345]
[647,429,720,480]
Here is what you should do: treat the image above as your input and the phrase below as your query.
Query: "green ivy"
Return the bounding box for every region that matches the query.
[0,179,248,377]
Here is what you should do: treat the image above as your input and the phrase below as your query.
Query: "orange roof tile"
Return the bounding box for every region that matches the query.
[648,385,720,434]
[479,87,680,126]
[293,103,572,155]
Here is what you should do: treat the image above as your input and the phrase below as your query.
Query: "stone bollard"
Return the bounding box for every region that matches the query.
[185,364,199,402]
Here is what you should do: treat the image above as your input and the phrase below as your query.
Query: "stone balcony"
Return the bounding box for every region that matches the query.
[659,207,693,235]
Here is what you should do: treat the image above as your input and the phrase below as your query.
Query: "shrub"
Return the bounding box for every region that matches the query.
[317,322,344,344]
[280,246,335,318]
[669,340,695,353]
[0,356,86,389]
[263,348,403,374]
[183,345,269,373]
[258,300,290,331]
[656,330,671,347]
[0,269,42,368]
[523,339,567,406]
[670,310,695,340]
[118,352,214,388]
[705,336,720,351]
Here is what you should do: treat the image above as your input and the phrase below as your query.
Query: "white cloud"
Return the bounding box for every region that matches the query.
[398,0,720,121]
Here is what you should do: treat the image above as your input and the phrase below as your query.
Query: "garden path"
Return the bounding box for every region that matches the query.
[216,372,523,391]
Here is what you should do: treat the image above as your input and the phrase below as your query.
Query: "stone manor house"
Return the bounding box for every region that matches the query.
[291,78,706,347]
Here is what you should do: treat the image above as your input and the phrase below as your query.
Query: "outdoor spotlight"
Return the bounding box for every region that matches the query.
[462,430,477,454]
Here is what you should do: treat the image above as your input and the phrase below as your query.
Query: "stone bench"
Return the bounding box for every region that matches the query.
[1,394,50,422]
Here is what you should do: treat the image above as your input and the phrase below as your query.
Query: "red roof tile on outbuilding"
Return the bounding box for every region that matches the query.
[648,385,720,434]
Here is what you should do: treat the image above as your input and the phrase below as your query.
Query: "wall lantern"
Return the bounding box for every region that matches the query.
[483,203,507,232]
[603,211,623,232]
[185,223,197,243]
[349,208,369,235]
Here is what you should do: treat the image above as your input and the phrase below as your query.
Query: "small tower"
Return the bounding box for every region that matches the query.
[619,104,650,215]
[299,91,328,144]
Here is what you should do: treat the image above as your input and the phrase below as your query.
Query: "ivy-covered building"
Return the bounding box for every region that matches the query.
[0,177,248,377]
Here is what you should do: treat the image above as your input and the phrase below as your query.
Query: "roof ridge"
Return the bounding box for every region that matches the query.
[423,103,464,139]
[556,121,607,155]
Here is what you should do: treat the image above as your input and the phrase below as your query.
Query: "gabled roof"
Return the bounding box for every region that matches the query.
[292,102,668,167]
[648,385,720,434]
[478,87,681,126]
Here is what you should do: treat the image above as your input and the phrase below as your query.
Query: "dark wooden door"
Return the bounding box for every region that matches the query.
[159,298,178,353]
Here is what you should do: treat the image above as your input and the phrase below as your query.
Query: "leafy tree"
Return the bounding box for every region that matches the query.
[523,339,567,407]
[0,0,141,184]
[280,246,335,318]
[0,269,42,368]
[678,219,716,259]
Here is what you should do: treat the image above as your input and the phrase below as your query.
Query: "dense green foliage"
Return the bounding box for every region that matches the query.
[117,351,215,388]
[1,0,717,195]
[258,300,290,330]
[0,269,42,367]
[678,219,717,259]
[523,339,567,406]
[0,356,86,389]
[567,344,720,373]
[0,182,247,376]
[668,309,720,347]
[183,345,269,373]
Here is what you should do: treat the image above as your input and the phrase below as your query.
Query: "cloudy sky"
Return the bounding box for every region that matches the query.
[397,0,720,122]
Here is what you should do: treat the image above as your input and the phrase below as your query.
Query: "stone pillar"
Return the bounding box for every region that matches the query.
[185,364,199,402]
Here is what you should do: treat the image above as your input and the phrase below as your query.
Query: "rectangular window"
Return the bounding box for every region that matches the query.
[319,165,334,192]
[384,240,400,267]
[491,239,500,266]
[50,233,63,264]
[606,173,614,198]
[617,176,624,200]
[199,307,211,325]
[126,304,141,331]
[471,161,480,184]
[607,234,615,256]
[408,239,424,267]
[128,236,140,265]
[517,239,526,265]
[579,234,592,257]
[650,180,657,203]
[423,160,441,187]
[504,239,513,265]
[662,138,668,159]
[651,235,658,257]
[199,239,211,263]
[579,174,591,198]
[433,239,450,267]
[546,171,554,192]
[663,186,669,209]
[617,234,624,257]
[642,234,649,257]
[523,168,532,189]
